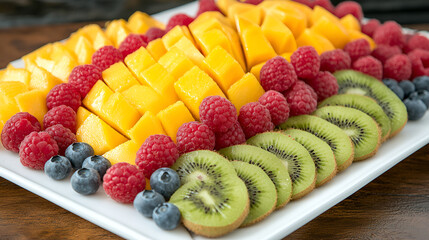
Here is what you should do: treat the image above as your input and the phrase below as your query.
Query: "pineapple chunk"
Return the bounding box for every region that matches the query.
[121,85,170,115]
[74,35,95,65]
[146,38,167,61]
[140,63,179,105]
[124,47,156,82]
[29,65,62,94]
[102,62,140,92]
[128,111,166,145]
[103,140,141,165]
[158,47,195,80]
[156,101,195,142]
[14,89,48,126]
[0,68,31,86]
[227,73,265,113]
[0,81,28,105]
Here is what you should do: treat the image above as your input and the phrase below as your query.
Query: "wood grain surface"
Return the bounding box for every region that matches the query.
[1,22,429,240]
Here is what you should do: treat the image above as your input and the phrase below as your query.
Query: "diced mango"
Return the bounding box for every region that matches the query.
[348,30,376,50]
[311,16,350,49]
[0,102,20,134]
[193,29,232,56]
[310,6,341,26]
[82,80,114,117]
[29,66,62,94]
[102,62,140,92]
[146,38,167,61]
[121,85,170,115]
[103,140,141,165]
[0,68,31,86]
[51,55,78,82]
[128,111,166,145]
[227,73,265,113]
[158,47,195,79]
[50,43,77,62]
[264,7,307,38]
[92,31,114,50]
[105,19,131,47]
[76,107,92,130]
[35,57,55,73]
[140,63,179,105]
[340,14,361,31]
[296,29,335,55]
[276,1,313,22]
[22,43,53,69]
[172,37,206,71]
[14,89,48,126]
[156,101,195,142]
[127,11,165,34]
[228,3,262,26]
[250,62,265,81]
[217,0,239,15]
[0,81,28,105]
[261,14,297,54]
[78,24,105,43]
[280,52,293,62]
[124,47,156,82]
[162,26,196,50]
[73,35,95,65]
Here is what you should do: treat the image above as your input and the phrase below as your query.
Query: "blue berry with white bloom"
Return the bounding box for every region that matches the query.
[404,98,427,120]
[71,168,100,195]
[65,142,94,169]
[44,155,72,180]
[134,190,165,218]
[82,155,111,179]
[150,168,181,200]
[153,203,181,230]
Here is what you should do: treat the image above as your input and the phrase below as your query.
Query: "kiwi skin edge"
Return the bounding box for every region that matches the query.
[291,173,316,200]
[338,138,354,171]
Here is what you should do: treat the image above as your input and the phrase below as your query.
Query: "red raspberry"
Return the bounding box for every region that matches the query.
[103,162,146,204]
[335,1,363,21]
[404,34,429,53]
[118,34,147,58]
[383,54,412,81]
[290,80,318,100]
[19,131,58,170]
[68,64,102,99]
[243,0,264,5]
[176,121,215,154]
[306,71,339,101]
[371,45,402,64]
[258,90,290,126]
[408,49,429,79]
[292,0,314,8]
[314,0,335,13]
[320,49,351,73]
[91,46,123,71]
[135,135,179,178]
[43,105,76,133]
[283,81,317,116]
[166,13,194,32]
[145,27,166,42]
[44,124,76,155]
[46,83,81,112]
[1,112,41,152]
[373,21,405,48]
[215,121,246,150]
[361,19,380,37]
[196,0,220,16]
[199,96,237,133]
[352,56,383,80]
[238,102,274,139]
[260,56,298,92]
[291,46,320,80]
[344,39,371,62]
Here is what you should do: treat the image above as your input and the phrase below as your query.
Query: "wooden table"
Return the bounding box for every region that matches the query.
[1,22,429,240]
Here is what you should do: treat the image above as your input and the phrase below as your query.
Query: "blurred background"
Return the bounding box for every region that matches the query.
[0,0,428,29]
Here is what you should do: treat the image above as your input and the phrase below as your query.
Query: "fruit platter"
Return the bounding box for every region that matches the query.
[1,0,429,239]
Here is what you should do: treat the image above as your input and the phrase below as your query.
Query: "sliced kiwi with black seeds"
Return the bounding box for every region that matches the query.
[283,129,337,187]
[247,132,316,200]
[279,115,354,172]
[319,94,391,142]
[231,161,277,227]
[313,106,381,160]
[334,70,407,137]
[218,144,292,209]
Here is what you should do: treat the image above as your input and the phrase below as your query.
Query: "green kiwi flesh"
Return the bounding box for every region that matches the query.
[334,70,407,137]
[231,161,277,227]
[313,106,381,160]
[279,115,354,172]
[283,129,337,187]
[247,132,316,200]
[218,144,292,208]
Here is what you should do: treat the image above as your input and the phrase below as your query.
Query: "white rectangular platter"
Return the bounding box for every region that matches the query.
[1,1,429,239]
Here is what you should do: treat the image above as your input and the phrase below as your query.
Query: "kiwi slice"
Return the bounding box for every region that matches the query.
[283,129,337,187]
[218,144,292,208]
[231,161,277,227]
[319,94,391,142]
[279,115,354,172]
[334,70,407,137]
[247,132,316,200]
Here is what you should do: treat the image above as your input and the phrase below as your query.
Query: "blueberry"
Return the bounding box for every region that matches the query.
[382,78,398,88]
[153,203,181,230]
[71,168,101,195]
[133,190,165,218]
[398,80,415,97]
[409,90,429,108]
[403,98,427,120]
[44,155,72,180]
[65,142,94,169]
[389,85,405,100]
[413,76,429,91]
[150,168,181,200]
[82,155,111,179]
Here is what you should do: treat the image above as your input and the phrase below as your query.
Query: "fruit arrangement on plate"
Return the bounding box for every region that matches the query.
[1,0,429,238]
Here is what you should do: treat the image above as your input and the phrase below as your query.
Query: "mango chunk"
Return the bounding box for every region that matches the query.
[22,43,53,69]
[228,3,262,25]
[0,68,31,86]
[146,38,167,61]
[76,106,92,130]
[193,28,232,56]
[29,66,62,94]
[158,47,195,79]
[128,111,166,145]
[172,37,206,71]
[51,55,78,83]
[128,11,165,34]
[264,7,307,38]
[35,57,55,73]
[162,26,196,50]
[340,14,361,31]
[250,62,265,81]
[311,16,350,49]
[261,14,297,54]
[103,140,141,165]
[15,89,48,126]
[124,47,156,83]
[348,30,376,50]
[310,6,341,26]
[82,80,114,117]
[105,19,131,47]
[92,31,114,50]
[0,81,28,105]
[50,43,77,62]
[0,102,20,134]
[121,85,170,115]
[73,35,95,65]
[296,29,335,55]
[156,101,195,142]
[102,62,140,92]
[140,63,179,105]
[227,73,265,113]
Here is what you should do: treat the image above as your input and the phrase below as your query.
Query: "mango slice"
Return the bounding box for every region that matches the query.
[103,140,141,165]
[227,73,265,113]
[121,85,170,115]
[128,111,166,145]
[124,47,156,82]
[261,15,297,54]
[340,14,361,31]
[29,66,62,94]
[140,63,179,105]
[82,80,114,117]
[14,89,48,126]
[105,19,131,47]
[146,38,167,61]
[158,47,195,80]
[102,62,140,92]
[311,16,350,49]
[0,68,31,86]
[76,106,92,130]
[296,29,335,55]
[127,11,165,34]
[156,101,195,142]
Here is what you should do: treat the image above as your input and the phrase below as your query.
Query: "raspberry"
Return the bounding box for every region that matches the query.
[215,121,246,150]
[371,45,402,64]
[44,124,76,155]
[290,80,318,100]
[135,135,179,178]
[19,131,58,170]
[260,56,298,92]
[91,46,123,71]
[383,54,412,81]
[344,39,371,62]
[306,71,339,101]
[320,49,351,73]
[43,105,77,133]
[314,0,335,13]
[292,0,314,8]
[145,27,166,42]
[373,21,405,48]
[103,162,146,204]
[176,121,215,154]
[166,13,194,32]
[196,0,221,16]
[118,34,147,58]
[238,102,274,139]
[258,90,290,126]
[46,83,81,112]
[243,0,264,5]
[352,56,383,80]
[335,1,363,21]
[283,81,317,116]
[1,112,41,152]
[290,46,320,80]
[404,34,429,53]
[361,19,380,37]
[68,64,102,99]
[408,49,429,79]
[199,96,237,133]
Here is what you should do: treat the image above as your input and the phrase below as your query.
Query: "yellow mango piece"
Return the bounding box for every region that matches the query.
[193,11,234,28]
[217,0,239,15]
[193,29,232,56]
[172,37,206,71]
[102,62,140,92]
[0,81,28,105]
[174,66,226,119]
[277,1,313,22]
[162,26,196,50]
[128,111,166,145]
[340,14,361,31]
[264,7,307,38]
[29,66,62,94]
[158,47,195,80]
[296,29,335,55]
[103,140,141,165]
[261,14,297,54]
[140,63,179,105]
[227,73,265,113]
[76,114,127,155]
[74,36,95,65]
[0,69,5,80]
[124,47,156,83]
[250,62,265,81]
[22,43,53,69]
[156,101,195,142]
[76,107,92,130]
[92,31,114,50]
[0,68,31,86]
[121,85,170,115]
[15,89,48,126]
[146,38,167,61]
[35,57,55,73]
[128,11,165,34]
[82,80,114,117]
[79,24,105,41]
[50,43,77,62]
[310,5,341,26]
[348,30,376,50]
[311,16,350,49]
[51,55,78,82]
[228,3,261,26]
[64,32,83,53]
[105,19,131,47]
[0,102,20,133]
[280,52,293,62]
